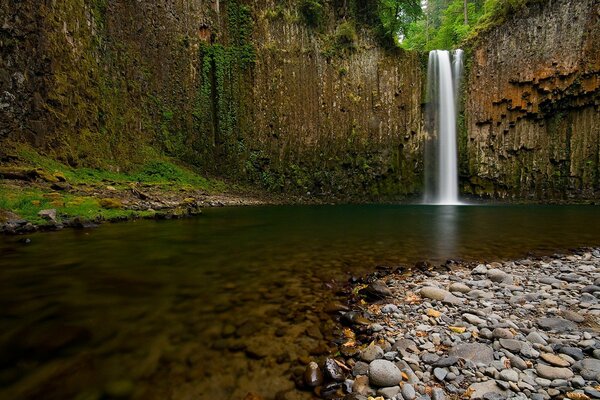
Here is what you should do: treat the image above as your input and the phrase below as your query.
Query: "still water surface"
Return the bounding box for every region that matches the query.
[0,205,599,399]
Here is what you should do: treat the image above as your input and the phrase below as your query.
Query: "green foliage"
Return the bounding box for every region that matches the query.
[336,21,359,49]
[0,185,155,225]
[348,0,422,47]
[402,0,547,50]
[192,0,256,171]
[299,0,325,28]
[378,0,422,46]
[13,145,226,192]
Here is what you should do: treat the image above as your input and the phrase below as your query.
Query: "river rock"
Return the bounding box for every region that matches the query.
[561,309,586,323]
[487,269,510,283]
[499,369,518,382]
[420,287,463,305]
[449,343,494,366]
[304,362,323,387]
[401,383,416,400]
[38,209,57,222]
[574,358,600,374]
[377,386,400,399]
[536,364,574,380]
[467,380,509,399]
[492,327,514,339]
[325,358,344,382]
[361,280,392,300]
[361,344,384,362]
[536,317,577,332]
[540,352,571,367]
[559,346,585,360]
[499,339,523,352]
[449,282,470,293]
[368,359,402,387]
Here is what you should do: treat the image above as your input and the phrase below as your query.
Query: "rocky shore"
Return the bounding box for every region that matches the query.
[298,248,600,400]
[0,178,271,235]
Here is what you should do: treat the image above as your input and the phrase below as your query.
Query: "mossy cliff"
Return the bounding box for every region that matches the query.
[2,0,598,201]
[462,0,600,200]
[0,0,423,200]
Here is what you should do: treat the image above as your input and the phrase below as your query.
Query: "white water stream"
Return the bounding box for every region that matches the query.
[424,49,464,205]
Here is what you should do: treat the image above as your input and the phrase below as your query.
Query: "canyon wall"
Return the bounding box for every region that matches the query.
[0,0,423,199]
[463,0,600,200]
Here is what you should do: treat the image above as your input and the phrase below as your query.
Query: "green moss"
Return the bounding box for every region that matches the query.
[13,145,227,192]
[299,0,324,28]
[0,185,155,225]
[335,21,358,50]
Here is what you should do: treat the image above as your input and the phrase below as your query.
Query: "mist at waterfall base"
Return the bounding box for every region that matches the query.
[424,49,464,205]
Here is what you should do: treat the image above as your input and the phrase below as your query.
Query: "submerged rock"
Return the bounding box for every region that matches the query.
[303,362,323,387]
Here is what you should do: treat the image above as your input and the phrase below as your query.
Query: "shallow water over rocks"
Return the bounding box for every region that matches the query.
[0,204,599,399]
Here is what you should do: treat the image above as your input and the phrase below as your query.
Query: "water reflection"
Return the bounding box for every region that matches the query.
[431,205,459,261]
[0,204,599,399]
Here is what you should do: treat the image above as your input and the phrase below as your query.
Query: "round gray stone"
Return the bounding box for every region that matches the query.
[369,359,402,387]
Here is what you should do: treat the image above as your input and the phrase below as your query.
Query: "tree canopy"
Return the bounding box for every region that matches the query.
[400,0,546,51]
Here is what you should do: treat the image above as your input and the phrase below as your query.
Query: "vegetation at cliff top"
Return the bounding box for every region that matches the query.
[401,0,549,51]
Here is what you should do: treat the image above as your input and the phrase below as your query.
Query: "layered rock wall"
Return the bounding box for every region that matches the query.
[0,0,423,199]
[463,0,600,199]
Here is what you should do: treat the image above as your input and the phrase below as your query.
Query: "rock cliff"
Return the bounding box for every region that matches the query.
[0,0,423,199]
[463,0,599,199]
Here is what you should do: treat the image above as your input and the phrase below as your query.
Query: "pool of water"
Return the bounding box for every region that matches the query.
[1,204,599,399]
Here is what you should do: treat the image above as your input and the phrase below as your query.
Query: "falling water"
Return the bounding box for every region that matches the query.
[424,49,464,205]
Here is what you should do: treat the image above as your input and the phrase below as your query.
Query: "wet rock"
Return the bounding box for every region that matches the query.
[341,311,371,326]
[324,358,344,382]
[368,359,402,387]
[360,280,392,300]
[304,362,323,387]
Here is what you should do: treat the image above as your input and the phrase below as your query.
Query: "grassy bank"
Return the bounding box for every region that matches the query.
[0,145,251,229]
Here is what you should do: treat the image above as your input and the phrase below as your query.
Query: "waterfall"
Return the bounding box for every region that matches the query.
[424,49,464,205]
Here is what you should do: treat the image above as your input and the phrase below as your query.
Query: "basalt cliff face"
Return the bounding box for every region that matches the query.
[463,0,600,200]
[0,0,423,199]
[1,0,598,201]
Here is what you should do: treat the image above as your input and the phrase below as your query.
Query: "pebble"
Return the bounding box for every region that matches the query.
[368,359,402,387]
[361,344,384,362]
[401,383,417,400]
[327,251,600,400]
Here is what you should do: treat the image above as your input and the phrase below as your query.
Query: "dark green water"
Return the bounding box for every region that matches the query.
[0,204,599,399]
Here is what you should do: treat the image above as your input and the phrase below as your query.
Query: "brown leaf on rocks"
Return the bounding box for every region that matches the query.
[405,292,421,304]
[566,393,590,400]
